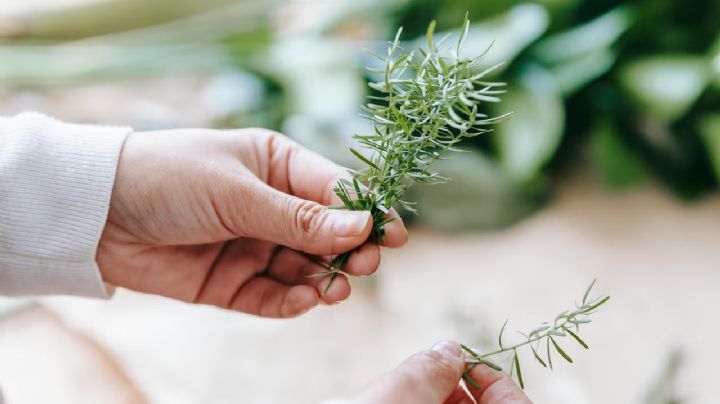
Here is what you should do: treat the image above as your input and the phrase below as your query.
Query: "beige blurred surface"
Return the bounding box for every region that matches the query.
[0,306,147,404]
[1,177,717,404]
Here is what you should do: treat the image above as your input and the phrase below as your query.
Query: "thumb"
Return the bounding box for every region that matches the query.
[243,181,372,255]
[355,341,465,404]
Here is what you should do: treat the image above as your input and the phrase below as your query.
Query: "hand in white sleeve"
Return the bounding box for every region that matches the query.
[0,116,408,318]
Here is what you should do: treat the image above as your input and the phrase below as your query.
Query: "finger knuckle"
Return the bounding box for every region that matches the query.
[280,292,304,319]
[292,200,328,240]
[256,129,295,151]
[259,129,303,169]
[417,350,461,383]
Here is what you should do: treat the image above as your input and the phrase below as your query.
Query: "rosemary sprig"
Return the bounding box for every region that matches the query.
[322,15,508,290]
[461,280,610,389]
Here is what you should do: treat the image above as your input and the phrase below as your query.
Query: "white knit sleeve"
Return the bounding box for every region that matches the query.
[0,112,131,298]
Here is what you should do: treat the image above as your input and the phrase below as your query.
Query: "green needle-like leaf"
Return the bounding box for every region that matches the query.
[427,20,436,50]
[566,328,589,349]
[582,278,597,305]
[550,336,573,363]
[463,371,481,389]
[498,319,508,349]
[349,148,380,171]
[530,345,547,368]
[461,344,479,357]
[547,337,554,370]
[587,296,611,312]
[514,351,525,389]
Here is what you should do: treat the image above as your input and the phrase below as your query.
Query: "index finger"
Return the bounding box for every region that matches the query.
[465,365,533,404]
[246,130,346,205]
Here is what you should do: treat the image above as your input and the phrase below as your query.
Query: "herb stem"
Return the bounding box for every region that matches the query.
[460,281,610,389]
[465,317,571,361]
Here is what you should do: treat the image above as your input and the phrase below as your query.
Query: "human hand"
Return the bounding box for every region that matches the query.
[98,128,408,317]
[347,341,531,404]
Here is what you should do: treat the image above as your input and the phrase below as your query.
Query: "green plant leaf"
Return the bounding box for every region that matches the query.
[550,336,573,363]
[494,65,564,182]
[699,114,720,183]
[587,296,611,312]
[582,279,597,305]
[620,55,710,122]
[456,4,549,69]
[461,344,480,358]
[530,345,547,368]
[426,20,437,50]
[514,351,525,389]
[533,5,634,63]
[349,147,380,171]
[546,337,553,370]
[463,371,481,389]
[498,319,508,349]
[532,5,634,95]
[566,329,589,349]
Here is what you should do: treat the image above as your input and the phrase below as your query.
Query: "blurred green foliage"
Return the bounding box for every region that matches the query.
[395,0,719,228]
[1,0,718,230]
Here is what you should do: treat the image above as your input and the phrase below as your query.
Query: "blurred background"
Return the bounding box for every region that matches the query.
[0,0,718,403]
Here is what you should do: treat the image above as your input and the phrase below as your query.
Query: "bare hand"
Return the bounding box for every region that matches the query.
[350,341,532,404]
[98,128,408,317]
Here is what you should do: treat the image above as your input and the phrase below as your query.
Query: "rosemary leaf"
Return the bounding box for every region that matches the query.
[498,319,508,349]
[514,350,525,389]
[566,328,589,349]
[463,371,482,389]
[530,344,547,368]
[550,336,574,363]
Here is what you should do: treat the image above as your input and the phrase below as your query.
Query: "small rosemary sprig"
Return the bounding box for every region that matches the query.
[322,15,508,289]
[461,280,610,389]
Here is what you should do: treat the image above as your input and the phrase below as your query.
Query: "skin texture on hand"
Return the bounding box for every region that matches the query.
[349,341,532,404]
[98,128,408,318]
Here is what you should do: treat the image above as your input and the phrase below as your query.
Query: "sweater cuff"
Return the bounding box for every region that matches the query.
[0,113,131,298]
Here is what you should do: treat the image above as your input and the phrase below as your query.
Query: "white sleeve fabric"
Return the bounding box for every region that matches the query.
[0,112,131,298]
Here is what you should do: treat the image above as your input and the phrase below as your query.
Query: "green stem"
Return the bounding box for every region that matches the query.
[321,206,385,294]
[465,317,572,361]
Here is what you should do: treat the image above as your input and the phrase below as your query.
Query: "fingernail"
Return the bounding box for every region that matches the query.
[431,340,462,358]
[331,211,370,237]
